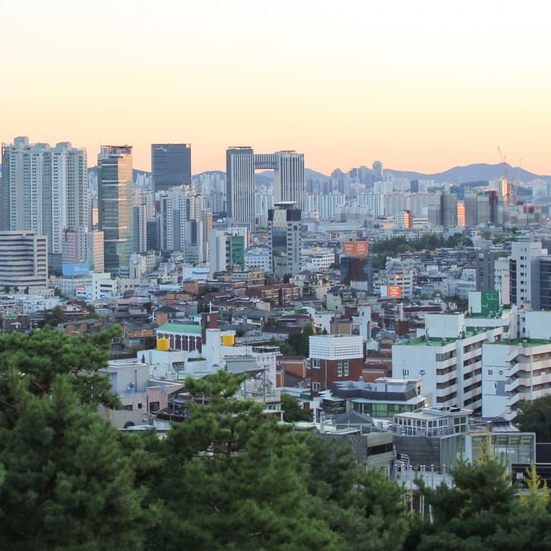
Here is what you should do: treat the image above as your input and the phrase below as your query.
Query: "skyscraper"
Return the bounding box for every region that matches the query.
[1,137,88,271]
[151,143,192,194]
[226,147,255,229]
[98,145,133,274]
[274,151,305,210]
[226,147,305,231]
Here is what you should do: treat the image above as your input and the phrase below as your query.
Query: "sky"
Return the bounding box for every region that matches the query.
[2,0,551,176]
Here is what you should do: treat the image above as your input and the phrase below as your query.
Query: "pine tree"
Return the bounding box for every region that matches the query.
[0,376,144,550]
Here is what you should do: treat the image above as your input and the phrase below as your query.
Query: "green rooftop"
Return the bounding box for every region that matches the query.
[157,322,202,334]
[399,328,485,346]
[491,338,551,346]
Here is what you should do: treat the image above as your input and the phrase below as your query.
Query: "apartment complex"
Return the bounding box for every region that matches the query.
[1,137,88,270]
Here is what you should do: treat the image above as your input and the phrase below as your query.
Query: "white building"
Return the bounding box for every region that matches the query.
[245,247,271,272]
[510,241,546,308]
[482,310,551,418]
[2,137,88,270]
[0,231,48,291]
[392,313,505,415]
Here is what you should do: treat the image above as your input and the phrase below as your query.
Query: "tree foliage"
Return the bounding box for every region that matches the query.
[411,440,551,551]
[6,330,551,549]
[369,234,473,269]
[281,392,312,422]
[512,395,551,442]
[279,323,316,356]
[0,328,143,550]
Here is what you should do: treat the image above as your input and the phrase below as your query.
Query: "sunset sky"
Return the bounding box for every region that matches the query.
[2,0,551,176]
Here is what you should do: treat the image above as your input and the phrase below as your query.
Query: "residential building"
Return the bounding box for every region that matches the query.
[509,241,546,309]
[482,310,551,418]
[209,228,247,275]
[2,137,88,271]
[320,377,426,419]
[392,313,505,415]
[309,334,364,397]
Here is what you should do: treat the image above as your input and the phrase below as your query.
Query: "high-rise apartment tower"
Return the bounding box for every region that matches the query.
[1,137,88,271]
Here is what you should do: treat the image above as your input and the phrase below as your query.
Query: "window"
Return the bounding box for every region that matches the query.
[313,382,321,392]
[343,360,349,377]
[337,361,343,377]
[312,358,321,369]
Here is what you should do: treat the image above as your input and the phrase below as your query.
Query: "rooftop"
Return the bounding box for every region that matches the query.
[157,322,202,334]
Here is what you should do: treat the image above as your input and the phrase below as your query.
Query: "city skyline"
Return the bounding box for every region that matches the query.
[2,1,551,175]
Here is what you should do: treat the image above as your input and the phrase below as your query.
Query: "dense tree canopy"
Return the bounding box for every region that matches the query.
[0,327,143,550]
[3,328,551,549]
[369,233,473,269]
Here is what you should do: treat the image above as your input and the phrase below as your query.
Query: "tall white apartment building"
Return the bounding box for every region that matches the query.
[158,185,201,252]
[2,137,88,270]
[509,241,546,309]
[482,311,551,418]
[392,313,505,415]
[305,193,346,221]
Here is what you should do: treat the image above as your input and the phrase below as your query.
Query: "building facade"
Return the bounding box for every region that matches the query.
[309,334,364,397]
[151,143,192,194]
[98,146,133,274]
[509,241,546,309]
[1,137,88,271]
[0,231,48,290]
[226,147,305,230]
[392,313,505,415]
[226,147,256,229]
[268,202,301,277]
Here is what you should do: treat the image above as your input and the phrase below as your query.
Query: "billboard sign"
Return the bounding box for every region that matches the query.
[380,285,402,298]
[182,267,211,281]
[342,241,368,256]
[481,290,500,316]
[62,263,90,277]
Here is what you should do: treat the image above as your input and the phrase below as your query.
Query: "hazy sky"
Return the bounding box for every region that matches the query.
[2,0,551,175]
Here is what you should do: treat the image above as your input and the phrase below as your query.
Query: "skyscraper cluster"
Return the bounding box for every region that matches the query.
[1,138,307,280]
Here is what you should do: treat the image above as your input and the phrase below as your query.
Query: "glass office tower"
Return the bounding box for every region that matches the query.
[151,143,192,193]
[98,145,133,274]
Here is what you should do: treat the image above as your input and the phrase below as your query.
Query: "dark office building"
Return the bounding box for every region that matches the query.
[151,143,192,193]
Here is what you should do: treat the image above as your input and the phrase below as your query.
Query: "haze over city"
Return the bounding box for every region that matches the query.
[3,0,551,175]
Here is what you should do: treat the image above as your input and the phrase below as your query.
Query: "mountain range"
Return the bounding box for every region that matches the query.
[84,162,549,185]
[203,163,548,185]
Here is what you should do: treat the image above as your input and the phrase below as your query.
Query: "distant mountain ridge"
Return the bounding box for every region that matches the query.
[217,163,549,185]
[82,163,550,185]
[385,163,548,184]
